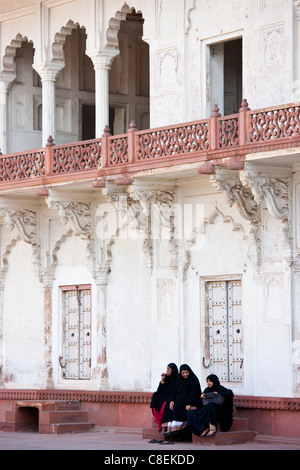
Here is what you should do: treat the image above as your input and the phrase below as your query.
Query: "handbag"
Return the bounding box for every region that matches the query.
[202,392,225,406]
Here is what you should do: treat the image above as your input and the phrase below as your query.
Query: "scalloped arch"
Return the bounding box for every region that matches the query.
[105,3,143,51]
[203,206,248,240]
[2,34,31,74]
[52,19,83,63]
[187,205,248,247]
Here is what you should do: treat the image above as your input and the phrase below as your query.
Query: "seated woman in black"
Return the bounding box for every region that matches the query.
[187,374,234,437]
[150,363,178,432]
[161,364,201,434]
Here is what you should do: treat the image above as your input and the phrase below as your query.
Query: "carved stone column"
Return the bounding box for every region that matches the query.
[90,53,116,137]
[33,64,62,146]
[95,270,109,388]
[39,275,54,388]
[294,0,300,100]
[0,72,15,154]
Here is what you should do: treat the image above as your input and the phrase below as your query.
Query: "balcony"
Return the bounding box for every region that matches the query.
[0,100,299,193]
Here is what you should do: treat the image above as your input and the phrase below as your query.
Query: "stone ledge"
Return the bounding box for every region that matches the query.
[0,390,299,411]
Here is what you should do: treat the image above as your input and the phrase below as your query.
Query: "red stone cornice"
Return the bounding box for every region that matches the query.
[234,395,300,411]
[0,390,299,410]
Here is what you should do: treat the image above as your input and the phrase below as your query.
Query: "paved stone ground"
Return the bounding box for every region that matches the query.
[0,427,299,451]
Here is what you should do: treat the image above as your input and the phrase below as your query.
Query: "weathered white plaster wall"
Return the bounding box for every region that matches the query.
[2,240,44,388]
[107,238,152,390]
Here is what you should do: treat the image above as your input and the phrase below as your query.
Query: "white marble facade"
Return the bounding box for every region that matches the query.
[0,0,299,399]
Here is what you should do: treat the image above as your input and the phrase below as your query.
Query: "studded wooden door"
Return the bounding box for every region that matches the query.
[208,280,243,382]
[63,286,91,379]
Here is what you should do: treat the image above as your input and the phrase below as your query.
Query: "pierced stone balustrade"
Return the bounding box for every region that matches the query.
[0,100,299,191]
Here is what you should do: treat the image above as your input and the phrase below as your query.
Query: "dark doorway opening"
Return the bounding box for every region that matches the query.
[82,103,95,140]
[16,407,39,432]
[224,38,242,115]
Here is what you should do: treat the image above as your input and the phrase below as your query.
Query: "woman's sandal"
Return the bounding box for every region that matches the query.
[207,428,217,437]
[148,439,163,443]
[200,428,210,437]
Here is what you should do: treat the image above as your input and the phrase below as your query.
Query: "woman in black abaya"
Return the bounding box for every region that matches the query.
[162,364,201,434]
[150,363,178,432]
[187,374,234,437]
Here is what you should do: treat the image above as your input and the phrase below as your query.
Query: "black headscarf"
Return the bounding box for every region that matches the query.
[150,362,179,412]
[172,364,201,405]
[163,362,179,392]
[179,364,197,379]
[202,374,234,432]
[168,363,178,379]
[205,374,221,392]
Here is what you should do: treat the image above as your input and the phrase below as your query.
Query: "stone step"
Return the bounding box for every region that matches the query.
[13,400,81,412]
[0,400,94,434]
[40,410,89,424]
[95,426,143,435]
[254,434,300,447]
[142,417,247,440]
[39,422,95,434]
[0,422,15,432]
[229,417,248,431]
[192,430,257,446]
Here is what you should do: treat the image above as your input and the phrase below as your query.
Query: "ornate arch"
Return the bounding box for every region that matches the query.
[203,206,248,239]
[105,3,143,51]
[1,33,31,75]
[52,20,80,63]
[187,204,248,248]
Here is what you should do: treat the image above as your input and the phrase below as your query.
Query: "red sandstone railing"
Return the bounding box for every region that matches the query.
[0,100,299,189]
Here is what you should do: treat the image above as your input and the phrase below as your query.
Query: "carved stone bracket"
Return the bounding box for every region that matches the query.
[129,188,176,273]
[101,185,176,274]
[0,208,41,270]
[47,200,91,238]
[241,174,289,220]
[240,168,293,254]
[99,186,134,270]
[210,169,259,224]
[46,199,96,275]
[210,168,261,264]
[0,208,38,244]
